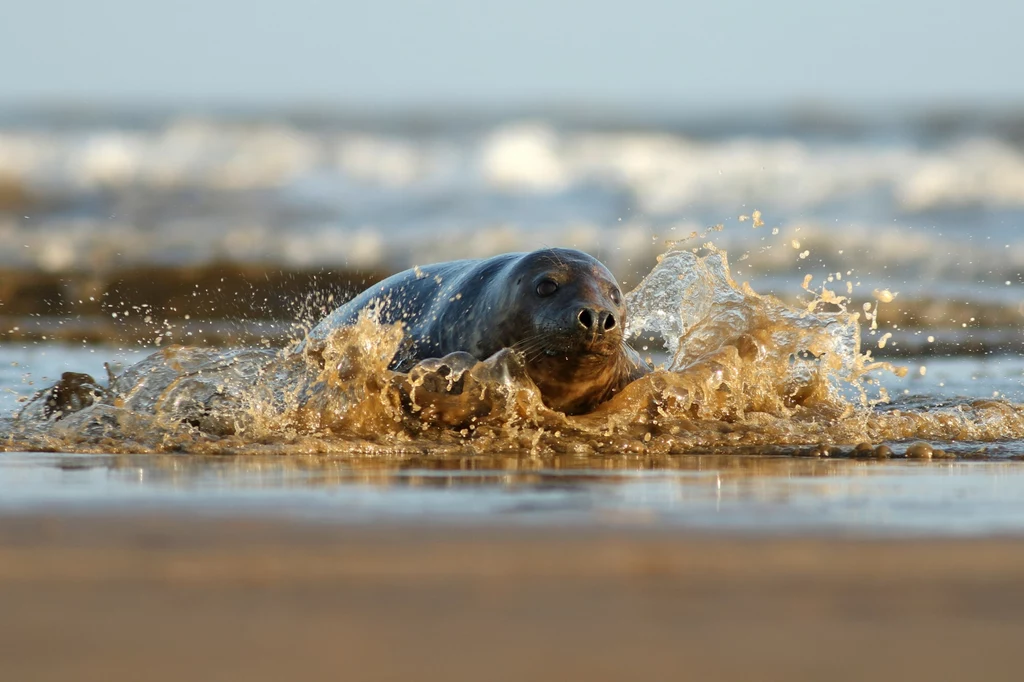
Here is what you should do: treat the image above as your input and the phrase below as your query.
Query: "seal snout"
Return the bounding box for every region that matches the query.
[577,307,617,334]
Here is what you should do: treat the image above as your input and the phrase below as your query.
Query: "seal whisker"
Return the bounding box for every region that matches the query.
[511,332,558,355]
[514,330,564,351]
[512,331,569,363]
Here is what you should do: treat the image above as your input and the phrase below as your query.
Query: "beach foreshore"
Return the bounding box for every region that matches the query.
[2,513,1023,681]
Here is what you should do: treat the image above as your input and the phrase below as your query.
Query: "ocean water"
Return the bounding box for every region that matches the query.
[1,106,1023,533]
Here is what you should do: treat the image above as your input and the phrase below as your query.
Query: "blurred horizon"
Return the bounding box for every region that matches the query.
[4,99,1024,141]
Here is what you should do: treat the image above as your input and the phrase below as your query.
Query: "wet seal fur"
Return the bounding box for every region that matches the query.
[303,248,651,415]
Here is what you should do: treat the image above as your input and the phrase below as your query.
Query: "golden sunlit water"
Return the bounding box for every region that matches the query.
[5,239,1024,459]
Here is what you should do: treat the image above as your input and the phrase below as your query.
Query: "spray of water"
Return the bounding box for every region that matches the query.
[6,243,1023,457]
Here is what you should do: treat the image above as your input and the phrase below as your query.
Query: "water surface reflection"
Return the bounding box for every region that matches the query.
[2,451,1023,535]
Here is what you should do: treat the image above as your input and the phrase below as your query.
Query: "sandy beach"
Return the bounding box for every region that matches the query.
[2,513,1024,681]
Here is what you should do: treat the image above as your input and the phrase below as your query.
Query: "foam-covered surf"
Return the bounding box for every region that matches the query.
[3,112,1022,343]
[2,116,1023,280]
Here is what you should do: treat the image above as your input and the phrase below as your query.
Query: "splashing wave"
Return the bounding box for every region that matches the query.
[8,245,1023,457]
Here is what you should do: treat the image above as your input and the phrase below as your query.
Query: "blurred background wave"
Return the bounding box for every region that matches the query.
[1,0,1022,342]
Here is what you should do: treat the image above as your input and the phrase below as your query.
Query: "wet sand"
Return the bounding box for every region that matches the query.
[3,514,1024,681]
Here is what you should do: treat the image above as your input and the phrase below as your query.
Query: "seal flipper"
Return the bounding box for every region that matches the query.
[20,372,106,421]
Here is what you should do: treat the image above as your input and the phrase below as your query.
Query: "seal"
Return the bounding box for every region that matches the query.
[304,248,651,414]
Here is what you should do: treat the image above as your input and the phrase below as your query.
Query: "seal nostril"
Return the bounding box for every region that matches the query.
[578,309,594,329]
[604,313,616,330]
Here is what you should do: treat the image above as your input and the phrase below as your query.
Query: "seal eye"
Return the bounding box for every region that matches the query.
[609,288,622,305]
[536,279,559,297]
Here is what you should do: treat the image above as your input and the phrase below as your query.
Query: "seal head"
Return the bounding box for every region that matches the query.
[304,248,650,414]
[489,249,646,413]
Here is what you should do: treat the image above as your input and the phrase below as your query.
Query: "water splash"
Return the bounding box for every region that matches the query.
[6,245,1023,457]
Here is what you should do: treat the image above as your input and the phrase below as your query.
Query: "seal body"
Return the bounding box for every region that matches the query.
[305,248,650,414]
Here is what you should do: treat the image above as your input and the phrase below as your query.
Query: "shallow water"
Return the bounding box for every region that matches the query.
[4,336,1024,534]
[3,451,1024,535]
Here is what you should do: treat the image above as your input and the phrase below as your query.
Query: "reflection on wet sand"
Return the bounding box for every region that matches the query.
[81,450,999,489]
[2,450,1020,534]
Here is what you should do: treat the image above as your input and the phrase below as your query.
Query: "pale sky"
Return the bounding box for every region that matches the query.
[1,0,1021,108]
